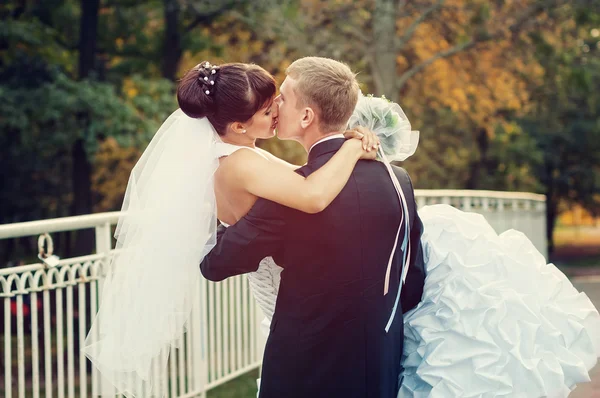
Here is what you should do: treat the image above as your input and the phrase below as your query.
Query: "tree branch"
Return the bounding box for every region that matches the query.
[184,0,241,34]
[396,0,567,89]
[507,0,563,38]
[397,39,475,89]
[397,0,409,16]
[396,0,444,51]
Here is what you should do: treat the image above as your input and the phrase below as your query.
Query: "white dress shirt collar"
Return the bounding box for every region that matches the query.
[308,134,345,154]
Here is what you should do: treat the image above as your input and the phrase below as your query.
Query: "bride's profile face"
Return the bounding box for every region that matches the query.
[244,97,278,140]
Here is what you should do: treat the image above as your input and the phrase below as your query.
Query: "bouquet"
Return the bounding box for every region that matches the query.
[347,93,419,162]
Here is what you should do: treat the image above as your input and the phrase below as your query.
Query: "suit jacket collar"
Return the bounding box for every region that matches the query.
[307,138,345,164]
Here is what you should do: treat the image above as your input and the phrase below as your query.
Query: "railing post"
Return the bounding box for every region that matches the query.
[92,221,111,397]
[482,197,490,211]
[194,277,209,397]
[94,222,112,255]
[254,302,267,377]
[463,196,473,212]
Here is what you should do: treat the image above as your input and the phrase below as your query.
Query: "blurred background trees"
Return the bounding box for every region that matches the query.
[1,0,599,260]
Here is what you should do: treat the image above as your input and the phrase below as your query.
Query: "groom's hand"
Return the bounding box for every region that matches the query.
[344,126,380,153]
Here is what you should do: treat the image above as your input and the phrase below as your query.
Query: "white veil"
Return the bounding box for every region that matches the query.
[83,109,219,397]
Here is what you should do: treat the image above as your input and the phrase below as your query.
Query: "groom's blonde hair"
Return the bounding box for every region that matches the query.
[286,57,359,133]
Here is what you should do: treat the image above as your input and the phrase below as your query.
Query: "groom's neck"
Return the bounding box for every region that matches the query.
[302,129,342,153]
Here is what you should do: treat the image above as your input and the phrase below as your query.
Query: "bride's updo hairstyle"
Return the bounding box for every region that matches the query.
[177,61,277,135]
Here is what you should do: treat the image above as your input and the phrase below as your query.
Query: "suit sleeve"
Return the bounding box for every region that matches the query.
[200,198,285,282]
[393,166,426,313]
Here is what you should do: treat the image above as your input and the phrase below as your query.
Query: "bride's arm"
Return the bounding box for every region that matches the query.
[222,138,374,214]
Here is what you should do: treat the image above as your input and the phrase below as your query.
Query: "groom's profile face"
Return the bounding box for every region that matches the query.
[274,77,304,141]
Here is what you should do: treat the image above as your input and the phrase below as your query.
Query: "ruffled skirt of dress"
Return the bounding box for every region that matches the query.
[399,204,600,398]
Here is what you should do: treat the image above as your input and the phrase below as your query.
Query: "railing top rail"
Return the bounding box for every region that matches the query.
[0,190,545,240]
[414,189,546,202]
[0,212,121,240]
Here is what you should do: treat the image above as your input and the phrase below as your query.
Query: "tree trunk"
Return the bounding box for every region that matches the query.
[544,159,557,256]
[78,0,100,79]
[466,127,489,189]
[546,196,557,256]
[372,0,398,101]
[71,139,94,255]
[162,0,183,81]
[72,0,100,256]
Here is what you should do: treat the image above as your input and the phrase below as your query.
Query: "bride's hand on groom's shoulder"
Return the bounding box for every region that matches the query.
[343,126,380,160]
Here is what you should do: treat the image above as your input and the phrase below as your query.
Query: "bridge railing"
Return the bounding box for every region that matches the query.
[415,190,547,257]
[0,190,546,398]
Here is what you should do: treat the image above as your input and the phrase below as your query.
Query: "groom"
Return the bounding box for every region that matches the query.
[200,57,424,398]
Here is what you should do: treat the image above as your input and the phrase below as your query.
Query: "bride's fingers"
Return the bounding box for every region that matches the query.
[369,134,380,151]
[364,131,377,151]
[343,129,364,141]
[355,127,373,150]
[354,126,379,151]
[343,127,379,152]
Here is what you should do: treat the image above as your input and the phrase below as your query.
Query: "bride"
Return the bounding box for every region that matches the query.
[82,61,379,396]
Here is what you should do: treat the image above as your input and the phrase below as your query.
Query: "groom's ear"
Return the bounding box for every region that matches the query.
[300,107,315,129]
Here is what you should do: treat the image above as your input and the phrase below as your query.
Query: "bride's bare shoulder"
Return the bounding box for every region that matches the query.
[217,147,269,180]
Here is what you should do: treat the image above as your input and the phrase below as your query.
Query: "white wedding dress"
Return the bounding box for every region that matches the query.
[399,204,600,397]
[242,201,600,397]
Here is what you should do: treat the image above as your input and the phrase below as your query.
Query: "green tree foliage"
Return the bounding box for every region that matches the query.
[492,8,600,252]
[1,0,600,260]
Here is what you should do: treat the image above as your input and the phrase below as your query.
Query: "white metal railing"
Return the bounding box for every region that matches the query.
[0,190,546,397]
[414,190,547,257]
[0,214,265,398]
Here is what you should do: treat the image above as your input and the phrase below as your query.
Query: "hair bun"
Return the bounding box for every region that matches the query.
[176,61,219,119]
[176,61,276,136]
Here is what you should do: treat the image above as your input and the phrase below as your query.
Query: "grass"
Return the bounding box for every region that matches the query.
[2,374,260,398]
[552,225,600,275]
[208,369,259,398]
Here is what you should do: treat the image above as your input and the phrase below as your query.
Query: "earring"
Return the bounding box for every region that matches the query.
[242,129,247,134]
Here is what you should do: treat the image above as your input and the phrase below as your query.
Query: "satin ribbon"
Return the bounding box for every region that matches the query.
[379,149,411,332]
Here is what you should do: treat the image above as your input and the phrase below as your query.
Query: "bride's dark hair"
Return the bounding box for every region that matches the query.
[177,62,277,136]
